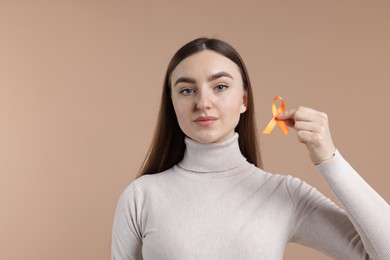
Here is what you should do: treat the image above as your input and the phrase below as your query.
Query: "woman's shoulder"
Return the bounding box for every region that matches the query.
[253,164,298,182]
[248,164,310,192]
[126,167,176,191]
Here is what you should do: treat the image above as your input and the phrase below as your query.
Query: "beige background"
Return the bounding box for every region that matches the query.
[1,1,389,259]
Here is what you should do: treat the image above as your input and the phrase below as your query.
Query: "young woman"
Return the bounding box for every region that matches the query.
[112,38,390,259]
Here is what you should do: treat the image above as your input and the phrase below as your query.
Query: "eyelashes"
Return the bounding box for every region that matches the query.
[178,84,229,96]
[179,88,195,95]
[215,84,228,91]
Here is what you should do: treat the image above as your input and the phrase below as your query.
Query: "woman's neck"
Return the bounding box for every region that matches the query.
[178,133,247,173]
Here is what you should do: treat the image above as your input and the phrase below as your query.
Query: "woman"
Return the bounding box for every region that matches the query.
[112,38,390,259]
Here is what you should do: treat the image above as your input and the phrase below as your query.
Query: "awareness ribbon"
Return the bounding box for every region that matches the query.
[262,96,289,135]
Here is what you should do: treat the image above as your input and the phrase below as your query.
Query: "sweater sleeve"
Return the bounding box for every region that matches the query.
[316,150,390,259]
[287,150,390,259]
[112,182,143,260]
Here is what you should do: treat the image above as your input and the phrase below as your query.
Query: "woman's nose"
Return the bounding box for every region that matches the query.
[196,90,212,110]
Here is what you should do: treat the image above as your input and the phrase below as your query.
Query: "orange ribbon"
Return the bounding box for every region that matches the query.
[262,96,289,135]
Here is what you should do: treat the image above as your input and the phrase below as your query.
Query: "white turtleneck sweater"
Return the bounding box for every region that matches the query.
[112,133,390,260]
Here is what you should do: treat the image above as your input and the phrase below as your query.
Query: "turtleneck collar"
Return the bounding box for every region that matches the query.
[177,133,247,173]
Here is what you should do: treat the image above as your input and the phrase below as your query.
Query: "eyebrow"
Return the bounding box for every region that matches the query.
[174,71,234,87]
[207,71,234,82]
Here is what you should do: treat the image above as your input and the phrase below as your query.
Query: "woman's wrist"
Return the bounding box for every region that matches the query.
[313,149,337,165]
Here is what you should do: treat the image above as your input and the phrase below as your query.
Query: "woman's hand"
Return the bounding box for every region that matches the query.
[276,106,336,165]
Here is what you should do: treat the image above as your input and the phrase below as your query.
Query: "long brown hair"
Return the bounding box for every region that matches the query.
[137,38,262,178]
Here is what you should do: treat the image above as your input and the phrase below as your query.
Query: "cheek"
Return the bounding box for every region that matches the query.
[172,99,190,122]
[224,95,245,115]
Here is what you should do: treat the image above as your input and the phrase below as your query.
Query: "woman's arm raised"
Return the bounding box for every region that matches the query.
[278,106,390,259]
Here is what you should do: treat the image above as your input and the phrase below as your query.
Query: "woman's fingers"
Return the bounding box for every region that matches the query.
[276,106,336,164]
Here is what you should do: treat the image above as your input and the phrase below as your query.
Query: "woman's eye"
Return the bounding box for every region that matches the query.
[215,84,228,91]
[179,88,195,95]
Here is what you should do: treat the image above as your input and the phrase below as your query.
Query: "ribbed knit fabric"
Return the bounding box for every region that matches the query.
[112,133,390,260]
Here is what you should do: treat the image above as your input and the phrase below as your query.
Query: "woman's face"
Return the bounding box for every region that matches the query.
[170,50,247,144]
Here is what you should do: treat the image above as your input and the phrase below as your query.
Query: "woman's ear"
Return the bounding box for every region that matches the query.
[240,90,248,113]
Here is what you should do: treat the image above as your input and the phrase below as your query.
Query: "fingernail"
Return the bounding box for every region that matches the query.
[276,113,284,119]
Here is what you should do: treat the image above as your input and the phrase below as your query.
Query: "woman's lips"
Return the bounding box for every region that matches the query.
[194,116,218,126]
